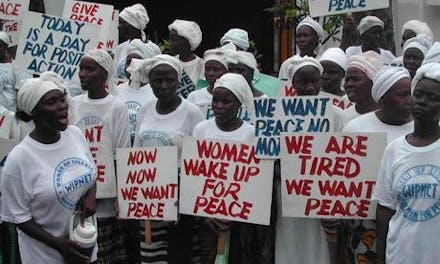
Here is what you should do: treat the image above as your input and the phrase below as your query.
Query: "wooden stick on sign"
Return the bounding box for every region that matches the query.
[144,220,152,245]
[217,231,226,254]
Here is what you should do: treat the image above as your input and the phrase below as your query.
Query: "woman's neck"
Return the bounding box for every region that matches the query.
[407,120,440,147]
[179,52,196,62]
[216,118,243,132]
[30,127,60,144]
[355,100,377,114]
[88,87,108,99]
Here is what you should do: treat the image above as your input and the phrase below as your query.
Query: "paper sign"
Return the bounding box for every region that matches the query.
[254,96,334,158]
[0,111,13,139]
[0,0,29,20]
[280,132,386,219]
[308,0,389,17]
[104,10,118,51]
[76,116,116,198]
[180,137,274,225]
[116,146,178,221]
[278,78,296,97]
[62,0,114,51]
[1,19,20,46]
[14,12,99,81]
[178,70,196,98]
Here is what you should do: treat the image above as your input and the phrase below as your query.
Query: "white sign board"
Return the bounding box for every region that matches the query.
[0,0,29,20]
[308,0,389,17]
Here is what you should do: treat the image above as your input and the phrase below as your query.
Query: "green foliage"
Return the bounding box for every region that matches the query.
[158,39,170,54]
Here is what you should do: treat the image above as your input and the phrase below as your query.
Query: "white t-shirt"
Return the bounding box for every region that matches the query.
[343,111,413,143]
[114,40,129,78]
[345,46,396,64]
[373,137,440,264]
[334,104,361,132]
[178,55,204,85]
[187,86,212,106]
[0,62,32,111]
[193,119,255,144]
[1,126,97,263]
[72,94,130,217]
[116,82,156,138]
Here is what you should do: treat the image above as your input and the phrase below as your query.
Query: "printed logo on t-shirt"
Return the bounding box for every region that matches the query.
[125,101,142,134]
[76,115,101,127]
[54,158,95,210]
[397,164,440,222]
[138,130,173,147]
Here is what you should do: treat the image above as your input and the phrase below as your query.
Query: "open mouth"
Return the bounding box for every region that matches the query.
[58,112,69,125]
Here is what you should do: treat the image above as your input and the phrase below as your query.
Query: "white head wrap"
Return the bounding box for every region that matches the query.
[319,47,347,71]
[346,51,383,80]
[411,62,440,95]
[82,48,114,82]
[422,41,440,65]
[204,44,236,69]
[128,54,183,89]
[213,73,254,118]
[119,4,149,41]
[402,20,434,42]
[296,16,324,42]
[17,71,67,116]
[168,19,202,51]
[220,28,250,50]
[126,39,161,59]
[371,66,410,102]
[287,55,323,80]
[403,34,432,57]
[226,50,257,69]
[0,31,10,47]
[358,16,384,35]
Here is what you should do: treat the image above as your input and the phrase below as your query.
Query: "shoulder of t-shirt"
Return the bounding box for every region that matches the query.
[184,99,204,116]
[342,112,372,132]
[193,119,212,137]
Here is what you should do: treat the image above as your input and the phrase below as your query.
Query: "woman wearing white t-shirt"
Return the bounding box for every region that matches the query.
[1,72,97,264]
[375,62,440,264]
[132,54,204,263]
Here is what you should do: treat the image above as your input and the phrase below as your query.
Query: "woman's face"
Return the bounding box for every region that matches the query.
[212,87,240,124]
[361,25,383,50]
[205,60,227,87]
[125,53,143,79]
[401,29,417,48]
[293,66,321,96]
[32,89,68,132]
[118,18,140,43]
[79,57,108,91]
[320,60,345,93]
[344,67,373,103]
[296,26,319,56]
[404,48,424,78]
[149,64,179,101]
[380,78,412,121]
[411,78,440,122]
[228,63,253,86]
[169,29,190,55]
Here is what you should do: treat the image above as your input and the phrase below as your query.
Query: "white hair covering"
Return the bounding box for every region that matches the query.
[287,55,323,80]
[319,47,347,71]
[213,72,254,118]
[204,43,235,69]
[126,39,161,59]
[220,28,250,50]
[128,54,183,89]
[17,71,67,116]
[296,16,324,42]
[346,51,383,80]
[422,41,440,65]
[119,4,149,41]
[403,34,432,57]
[0,31,10,47]
[411,62,440,95]
[402,20,434,42]
[168,19,202,51]
[358,16,384,35]
[226,50,257,69]
[82,48,114,82]
[371,66,410,102]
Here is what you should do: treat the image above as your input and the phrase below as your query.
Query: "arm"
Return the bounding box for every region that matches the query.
[17,219,89,264]
[376,204,395,264]
[76,183,97,219]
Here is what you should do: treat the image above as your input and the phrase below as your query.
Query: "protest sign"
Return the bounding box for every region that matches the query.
[62,0,115,51]
[76,117,116,198]
[177,70,196,98]
[14,12,99,81]
[104,9,118,51]
[198,104,250,121]
[116,146,178,221]
[0,0,29,20]
[254,96,334,158]
[1,19,20,46]
[278,78,296,97]
[308,0,389,17]
[280,132,385,219]
[0,111,13,139]
[180,137,274,225]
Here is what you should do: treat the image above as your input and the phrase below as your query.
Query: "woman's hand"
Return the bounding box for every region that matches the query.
[76,184,96,219]
[56,238,90,264]
[206,218,231,233]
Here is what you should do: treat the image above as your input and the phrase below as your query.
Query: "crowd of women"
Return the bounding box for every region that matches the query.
[0,2,440,264]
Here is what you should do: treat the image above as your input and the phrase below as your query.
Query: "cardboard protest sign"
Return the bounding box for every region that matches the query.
[280,132,386,219]
[198,104,250,121]
[104,10,118,51]
[278,78,296,97]
[0,0,29,20]
[0,111,14,139]
[62,0,115,51]
[180,137,274,225]
[254,96,334,158]
[14,12,99,81]
[177,70,196,98]
[1,19,20,46]
[76,117,116,198]
[308,0,389,17]
[116,147,178,221]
